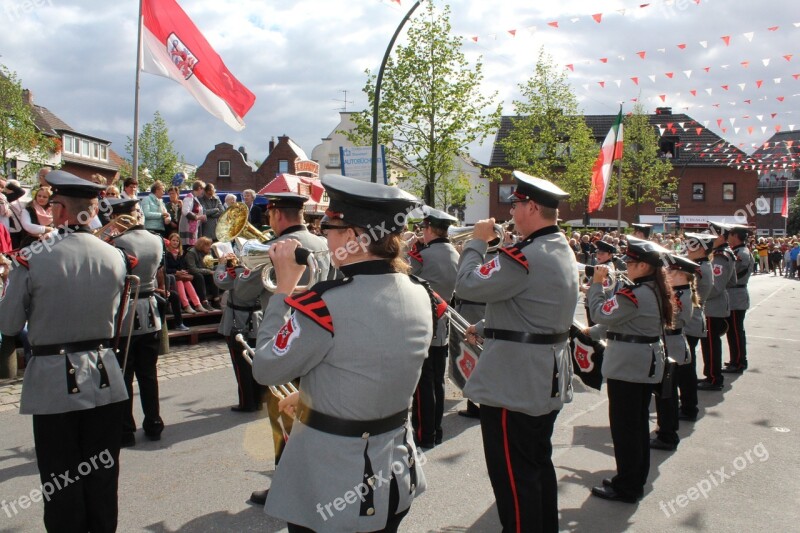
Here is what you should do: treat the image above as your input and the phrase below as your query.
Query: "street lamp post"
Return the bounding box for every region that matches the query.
[370,0,424,183]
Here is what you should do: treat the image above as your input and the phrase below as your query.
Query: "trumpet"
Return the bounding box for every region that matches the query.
[94,214,139,242]
[238,240,326,293]
[448,223,508,252]
[234,334,299,401]
[203,242,239,268]
[576,263,633,286]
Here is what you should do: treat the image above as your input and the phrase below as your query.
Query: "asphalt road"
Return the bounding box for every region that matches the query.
[1,274,798,532]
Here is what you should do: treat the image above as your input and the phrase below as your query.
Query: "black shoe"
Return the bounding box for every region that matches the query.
[721,365,745,374]
[249,489,269,506]
[416,441,435,450]
[697,381,723,391]
[121,433,136,448]
[231,406,257,412]
[591,485,639,504]
[145,432,162,441]
[602,478,613,487]
[457,409,480,419]
[650,438,677,451]
[679,412,698,422]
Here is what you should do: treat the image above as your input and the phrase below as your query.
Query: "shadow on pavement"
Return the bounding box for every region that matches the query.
[144,506,285,532]
[0,444,38,482]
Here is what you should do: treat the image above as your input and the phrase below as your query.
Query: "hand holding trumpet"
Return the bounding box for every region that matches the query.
[592,264,610,285]
[268,239,307,295]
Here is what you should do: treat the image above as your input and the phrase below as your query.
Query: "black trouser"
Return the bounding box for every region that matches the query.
[266,379,298,465]
[118,332,163,437]
[32,401,124,533]
[225,335,265,411]
[287,476,408,532]
[412,345,447,447]
[480,405,559,533]
[191,273,219,303]
[607,379,652,499]
[585,306,596,327]
[725,309,747,368]
[700,317,727,386]
[677,336,700,417]
[654,368,680,445]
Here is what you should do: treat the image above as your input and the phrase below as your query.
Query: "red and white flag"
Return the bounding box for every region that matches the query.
[588,109,624,213]
[140,0,256,131]
[781,184,789,218]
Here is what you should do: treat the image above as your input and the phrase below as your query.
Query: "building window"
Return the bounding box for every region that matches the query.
[773,197,785,213]
[722,183,736,201]
[659,138,678,159]
[63,135,73,154]
[498,184,515,204]
[692,183,705,201]
[328,154,340,168]
[755,196,770,214]
[278,160,289,173]
[321,191,329,203]
[99,145,108,161]
[81,140,90,157]
[92,143,100,159]
[218,161,231,177]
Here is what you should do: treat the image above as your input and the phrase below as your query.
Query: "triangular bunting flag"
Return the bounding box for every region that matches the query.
[738,83,746,91]
[614,80,622,87]
[508,29,517,36]
[659,94,667,102]
[721,85,729,91]
[631,77,639,85]
[776,125,782,132]
[793,74,800,80]
[690,89,697,96]
[730,118,736,126]
[684,70,692,78]
[696,127,703,135]
[637,51,646,59]
[471,36,478,42]
[665,72,674,78]
[548,21,559,28]
[772,113,778,118]
[756,115,763,121]
[706,88,713,95]
[744,99,751,104]
[762,58,770,66]
[777,96,785,102]
[700,40,708,48]
[784,54,793,62]
[648,75,656,83]
[717,118,723,127]
[678,43,687,50]
[756,80,763,88]
[598,81,606,88]
[743,32,754,42]
[592,13,603,23]
[741,61,750,68]
[768,26,779,31]
[658,48,666,53]
[774,78,782,84]
[704,66,711,72]
[761,126,767,133]
[735,127,741,134]
[721,35,731,46]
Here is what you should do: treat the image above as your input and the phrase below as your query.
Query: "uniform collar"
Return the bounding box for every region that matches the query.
[58,225,92,235]
[279,225,306,236]
[517,225,560,246]
[340,260,395,277]
[427,237,450,245]
[633,274,657,285]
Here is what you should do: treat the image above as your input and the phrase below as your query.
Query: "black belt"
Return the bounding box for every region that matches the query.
[665,328,683,335]
[297,402,408,438]
[137,290,155,299]
[483,328,570,345]
[607,332,659,344]
[32,339,112,357]
[227,302,260,312]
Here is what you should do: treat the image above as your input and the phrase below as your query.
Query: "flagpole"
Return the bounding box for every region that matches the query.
[132,0,144,183]
[784,179,789,235]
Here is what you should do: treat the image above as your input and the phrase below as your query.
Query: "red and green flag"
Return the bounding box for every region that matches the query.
[588,109,624,213]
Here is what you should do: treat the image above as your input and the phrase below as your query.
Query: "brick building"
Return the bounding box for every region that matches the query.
[254,135,312,184]
[486,108,758,232]
[751,130,800,236]
[195,142,258,191]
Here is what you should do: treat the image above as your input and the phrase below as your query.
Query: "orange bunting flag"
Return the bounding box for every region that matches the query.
[690,90,697,96]
[665,72,674,78]
[508,29,517,37]
[696,128,703,135]
[598,81,606,88]
[704,67,711,72]
[592,13,603,23]
[659,94,666,102]
[741,61,750,68]
[548,21,559,28]
[784,55,793,61]
[768,26,779,31]
[721,35,731,46]
[471,36,478,42]
[777,96,785,102]
[631,77,639,85]
[637,51,646,59]
[721,85,729,91]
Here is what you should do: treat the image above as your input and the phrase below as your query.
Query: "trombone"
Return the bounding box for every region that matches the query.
[94,214,139,242]
[234,334,299,401]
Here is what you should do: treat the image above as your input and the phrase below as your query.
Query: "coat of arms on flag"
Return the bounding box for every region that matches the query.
[569,322,604,390]
[168,33,198,79]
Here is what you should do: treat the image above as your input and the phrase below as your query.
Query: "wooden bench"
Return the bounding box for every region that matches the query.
[165,308,223,345]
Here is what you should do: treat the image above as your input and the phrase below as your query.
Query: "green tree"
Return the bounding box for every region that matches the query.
[347,2,501,209]
[605,103,675,218]
[498,49,596,205]
[125,111,180,190]
[0,65,57,183]
[787,188,800,235]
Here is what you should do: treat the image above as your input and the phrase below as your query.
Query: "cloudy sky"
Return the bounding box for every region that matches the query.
[1,0,796,169]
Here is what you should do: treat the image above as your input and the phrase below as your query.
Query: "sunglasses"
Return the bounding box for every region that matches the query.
[320,223,354,236]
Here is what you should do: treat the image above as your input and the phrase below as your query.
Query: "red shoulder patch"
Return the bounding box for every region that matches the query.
[9,250,28,269]
[126,253,139,270]
[498,246,529,272]
[408,248,423,264]
[616,287,639,307]
[431,290,448,319]
[285,290,334,334]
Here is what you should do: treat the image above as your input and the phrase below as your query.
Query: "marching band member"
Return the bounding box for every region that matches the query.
[455,171,578,532]
[723,224,753,374]
[213,252,265,413]
[252,175,434,532]
[107,197,166,447]
[246,192,331,506]
[0,171,129,531]
[651,254,699,451]
[587,236,673,503]
[678,233,715,420]
[582,239,617,326]
[698,222,736,391]
[408,207,459,448]
[631,223,653,240]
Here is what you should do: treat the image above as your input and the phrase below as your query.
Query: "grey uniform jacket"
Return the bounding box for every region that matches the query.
[112,227,163,336]
[213,263,263,339]
[588,278,665,384]
[408,239,459,346]
[252,262,433,532]
[728,244,752,311]
[666,284,694,365]
[455,226,579,417]
[684,259,713,338]
[704,245,736,318]
[0,227,129,414]
[256,225,331,313]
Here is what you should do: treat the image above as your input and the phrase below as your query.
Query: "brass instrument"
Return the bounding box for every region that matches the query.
[576,263,633,286]
[216,203,274,243]
[447,223,507,252]
[238,240,326,292]
[93,214,139,242]
[203,242,238,268]
[234,334,299,401]
[444,305,482,391]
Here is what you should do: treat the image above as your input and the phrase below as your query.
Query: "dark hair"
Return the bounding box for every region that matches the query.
[192,181,205,192]
[150,180,165,193]
[363,232,409,274]
[204,183,215,193]
[123,177,138,188]
[167,186,180,194]
[654,267,675,329]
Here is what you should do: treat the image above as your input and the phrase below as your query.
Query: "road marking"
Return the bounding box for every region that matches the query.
[749,335,800,343]
[749,286,783,312]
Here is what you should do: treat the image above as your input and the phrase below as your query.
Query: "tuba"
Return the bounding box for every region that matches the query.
[216,203,274,243]
[238,240,326,293]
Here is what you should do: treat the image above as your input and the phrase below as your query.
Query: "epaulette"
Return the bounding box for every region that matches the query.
[615,286,639,307]
[409,275,447,332]
[8,250,29,269]
[498,244,529,272]
[713,248,735,261]
[284,279,352,335]
[408,243,424,264]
